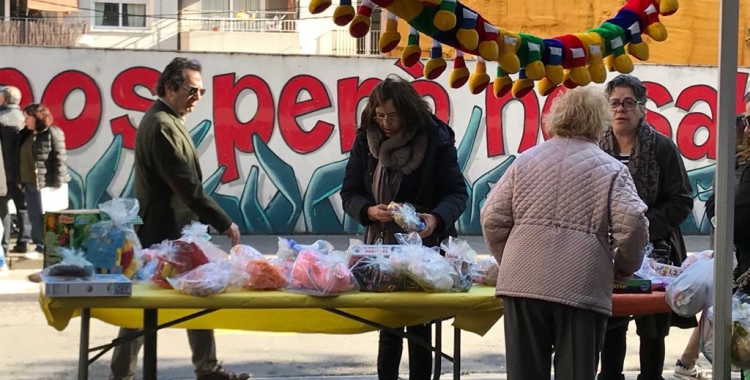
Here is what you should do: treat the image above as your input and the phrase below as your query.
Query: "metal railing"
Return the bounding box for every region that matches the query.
[0,18,88,46]
[181,11,297,33]
[332,29,382,56]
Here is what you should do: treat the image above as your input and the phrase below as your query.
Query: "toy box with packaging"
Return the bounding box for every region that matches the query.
[43,209,101,268]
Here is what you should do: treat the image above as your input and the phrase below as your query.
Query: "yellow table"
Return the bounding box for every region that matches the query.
[39,284,504,380]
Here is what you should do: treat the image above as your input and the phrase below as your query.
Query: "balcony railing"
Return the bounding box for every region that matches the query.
[332,29,381,56]
[181,11,297,33]
[0,18,88,46]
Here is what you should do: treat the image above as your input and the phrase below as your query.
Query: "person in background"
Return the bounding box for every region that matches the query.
[0,86,32,258]
[480,86,649,380]
[598,74,694,380]
[18,103,69,259]
[340,75,468,380]
[109,57,246,380]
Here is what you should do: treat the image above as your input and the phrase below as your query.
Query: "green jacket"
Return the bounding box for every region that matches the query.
[134,100,232,247]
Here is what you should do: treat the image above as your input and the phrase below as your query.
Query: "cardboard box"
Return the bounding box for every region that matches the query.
[43,209,101,268]
[41,274,132,297]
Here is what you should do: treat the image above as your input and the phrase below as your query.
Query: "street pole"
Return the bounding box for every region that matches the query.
[714,0,739,377]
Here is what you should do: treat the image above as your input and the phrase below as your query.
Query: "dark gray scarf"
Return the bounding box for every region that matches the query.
[600,120,660,205]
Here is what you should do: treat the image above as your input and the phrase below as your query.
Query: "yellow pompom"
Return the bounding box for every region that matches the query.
[493,76,513,98]
[434,10,456,31]
[468,71,490,95]
[537,78,558,97]
[349,14,371,38]
[511,78,534,99]
[628,42,649,61]
[544,65,564,86]
[379,31,401,53]
[524,61,546,81]
[309,0,332,14]
[660,0,679,16]
[449,67,470,89]
[588,63,607,84]
[457,29,479,51]
[613,54,634,74]
[569,67,592,87]
[646,23,668,42]
[401,44,422,67]
[478,41,499,62]
[424,58,447,80]
[333,5,355,26]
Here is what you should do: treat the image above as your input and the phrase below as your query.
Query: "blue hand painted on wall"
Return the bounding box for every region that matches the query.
[68,114,715,235]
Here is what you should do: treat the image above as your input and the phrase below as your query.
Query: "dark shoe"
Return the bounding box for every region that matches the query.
[196,367,251,380]
[12,244,28,253]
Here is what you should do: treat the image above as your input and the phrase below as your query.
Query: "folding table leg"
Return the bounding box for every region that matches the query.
[433,320,442,380]
[453,327,461,380]
[78,308,90,380]
[143,309,158,380]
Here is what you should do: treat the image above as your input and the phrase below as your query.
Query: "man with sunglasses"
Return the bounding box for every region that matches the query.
[109,57,246,380]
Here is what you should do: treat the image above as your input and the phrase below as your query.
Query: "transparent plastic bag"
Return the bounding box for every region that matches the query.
[226,244,265,289]
[350,255,407,292]
[276,237,334,260]
[387,202,425,232]
[86,198,143,278]
[43,248,94,277]
[287,249,359,296]
[390,232,458,292]
[733,291,750,368]
[179,222,228,263]
[167,262,230,296]
[151,240,210,289]
[471,257,499,286]
[665,258,714,317]
[440,236,477,292]
[701,307,714,363]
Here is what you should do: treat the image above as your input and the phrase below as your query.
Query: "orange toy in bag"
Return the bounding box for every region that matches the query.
[151,240,210,289]
[246,259,287,290]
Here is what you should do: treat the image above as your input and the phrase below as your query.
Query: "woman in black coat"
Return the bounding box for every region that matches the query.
[339,75,468,380]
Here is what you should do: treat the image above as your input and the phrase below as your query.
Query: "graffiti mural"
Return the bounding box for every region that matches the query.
[0,46,739,235]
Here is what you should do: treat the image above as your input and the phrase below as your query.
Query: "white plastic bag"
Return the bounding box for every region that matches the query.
[665,258,714,317]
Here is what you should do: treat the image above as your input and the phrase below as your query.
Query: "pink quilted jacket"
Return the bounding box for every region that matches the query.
[480,137,649,315]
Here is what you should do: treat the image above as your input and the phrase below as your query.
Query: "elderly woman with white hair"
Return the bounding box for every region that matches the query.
[480,87,650,380]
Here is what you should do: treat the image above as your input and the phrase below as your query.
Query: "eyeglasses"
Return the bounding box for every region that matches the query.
[374,115,399,124]
[741,115,750,129]
[183,85,206,97]
[609,99,642,111]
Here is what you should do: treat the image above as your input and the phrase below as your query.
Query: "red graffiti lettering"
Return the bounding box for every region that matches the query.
[737,72,749,113]
[485,90,541,157]
[110,67,160,149]
[395,59,425,79]
[213,73,275,182]
[41,70,102,150]
[413,80,451,124]
[337,77,380,153]
[644,81,673,138]
[675,85,716,160]
[278,75,335,154]
[0,68,33,107]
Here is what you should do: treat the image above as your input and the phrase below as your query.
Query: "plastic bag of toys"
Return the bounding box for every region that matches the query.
[471,257,499,286]
[288,249,359,296]
[43,248,95,278]
[179,222,228,263]
[86,198,143,277]
[226,244,265,289]
[350,254,407,292]
[387,202,425,232]
[389,232,458,292]
[665,257,714,317]
[151,240,210,289]
[732,291,750,368]
[440,236,477,292]
[167,262,230,296]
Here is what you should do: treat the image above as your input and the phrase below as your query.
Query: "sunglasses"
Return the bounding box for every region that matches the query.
[182,85,206,97]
